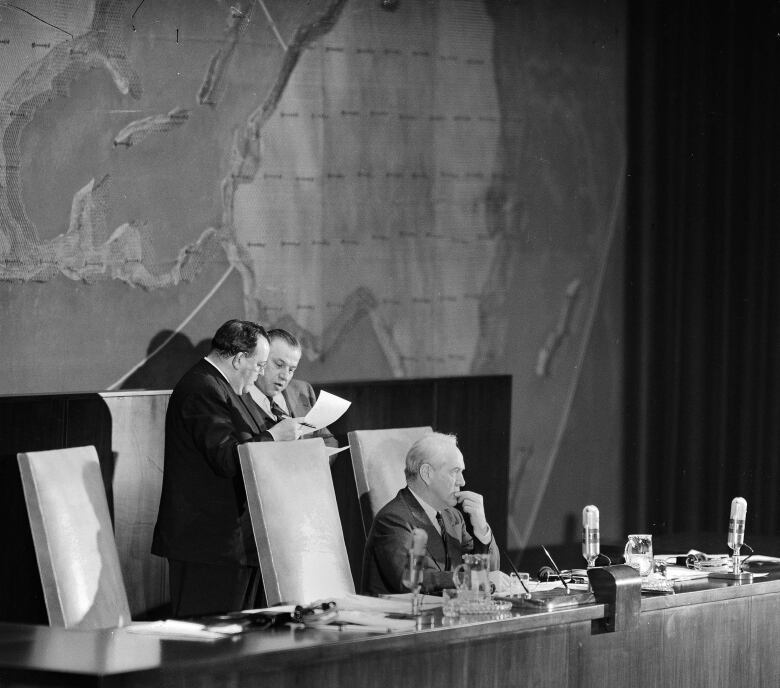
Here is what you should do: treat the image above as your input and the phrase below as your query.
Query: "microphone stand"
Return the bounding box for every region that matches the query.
[710,544,753,581]
[402,550,426,615]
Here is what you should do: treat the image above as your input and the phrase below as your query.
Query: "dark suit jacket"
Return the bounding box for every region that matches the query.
[361,487,500,595]
[255,378,338,448]
[151,359,273,566]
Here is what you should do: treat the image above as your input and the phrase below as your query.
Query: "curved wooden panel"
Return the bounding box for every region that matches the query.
[239,439,354,606]
[17,446,131,629]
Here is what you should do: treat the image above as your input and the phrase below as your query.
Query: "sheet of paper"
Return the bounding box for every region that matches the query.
[523,581,590,593]
[326,444,349,458]
[126,620,228,641]
[338,593,441,612]
[334,610,416,632]
[658,566,710,581]
[241,605,296,614]
[303,390,351,430]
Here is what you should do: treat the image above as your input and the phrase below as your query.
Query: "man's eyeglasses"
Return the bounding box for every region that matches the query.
[239,351,267,371]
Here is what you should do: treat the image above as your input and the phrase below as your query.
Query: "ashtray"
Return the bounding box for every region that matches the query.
[457,599,513,614]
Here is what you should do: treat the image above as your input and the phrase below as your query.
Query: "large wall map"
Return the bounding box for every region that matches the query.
[0,0,627,549]
[0,0,504,379]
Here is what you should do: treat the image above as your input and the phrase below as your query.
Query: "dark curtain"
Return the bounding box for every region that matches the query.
[625,1,780,540]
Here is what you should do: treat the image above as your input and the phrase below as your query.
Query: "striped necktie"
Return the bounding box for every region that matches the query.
[436,512,451,570]
[268,397,288,422]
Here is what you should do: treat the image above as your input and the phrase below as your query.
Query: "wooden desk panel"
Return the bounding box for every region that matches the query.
[750,591,780,686]
[2,578,780,687]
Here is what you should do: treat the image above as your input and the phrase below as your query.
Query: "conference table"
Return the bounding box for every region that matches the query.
[1,570,779,688]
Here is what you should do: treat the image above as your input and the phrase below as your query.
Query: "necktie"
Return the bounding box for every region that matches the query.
[268,397,288,422]
[436,512,451,570]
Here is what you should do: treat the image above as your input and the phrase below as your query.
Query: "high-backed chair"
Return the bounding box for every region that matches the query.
[17,445,132,629]
[348,426,433,536]
[239,438,354,606]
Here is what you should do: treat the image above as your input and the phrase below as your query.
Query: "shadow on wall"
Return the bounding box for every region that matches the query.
[120,331,210,391]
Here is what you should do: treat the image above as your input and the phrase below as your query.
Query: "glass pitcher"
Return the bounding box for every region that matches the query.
[624,533,654,576]
[452,553,491,600]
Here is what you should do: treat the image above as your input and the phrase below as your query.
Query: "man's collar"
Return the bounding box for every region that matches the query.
[407,485,440,529]
[247,384,270,411]
[247,385,289,414]
[203,355,232,387]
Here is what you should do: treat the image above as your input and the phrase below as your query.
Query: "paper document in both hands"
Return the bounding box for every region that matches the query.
[303,390,351,430]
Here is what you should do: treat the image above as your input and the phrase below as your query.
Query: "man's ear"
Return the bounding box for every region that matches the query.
[419,463,430,485]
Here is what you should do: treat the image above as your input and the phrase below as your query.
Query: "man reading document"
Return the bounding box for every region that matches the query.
[249,328,337,448]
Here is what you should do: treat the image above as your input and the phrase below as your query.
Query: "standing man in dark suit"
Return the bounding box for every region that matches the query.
[248,328,338,449]
[151,319,303,617]
[362,433,500,594]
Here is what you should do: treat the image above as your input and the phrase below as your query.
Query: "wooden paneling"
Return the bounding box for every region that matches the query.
[433,376,511,550]
[326,379,438,435]
[0,394,111,624]
[750,590,780,686]
[101,392,170,618]
[65,397,114,513]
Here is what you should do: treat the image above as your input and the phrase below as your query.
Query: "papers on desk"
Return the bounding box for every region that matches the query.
[304,390,351,431]
[742,554,780,574]
[124,598,419,640]
[524,581,591,593]
[126,620,231,641]
[247,596,421,634]
[334,611,416,632]
[327,595,425,633]
[328,595,429,632]
[365,593,442,611]
[660,565,711,581]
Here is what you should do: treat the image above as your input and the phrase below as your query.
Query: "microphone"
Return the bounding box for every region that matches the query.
[405,528,427,588]
[403,528,428,613]
[727,497,747,578]
[411,527,428,557]
[582,505,600,568]
[710,497,752,582]
[728,497,747,552]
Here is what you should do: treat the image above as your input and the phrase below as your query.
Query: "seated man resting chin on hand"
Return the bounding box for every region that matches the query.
[361,432,500,595]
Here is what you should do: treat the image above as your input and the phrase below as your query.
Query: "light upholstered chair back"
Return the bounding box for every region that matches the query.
[239,438,354,606]
[17,445,131,629]
[347,426,433,535]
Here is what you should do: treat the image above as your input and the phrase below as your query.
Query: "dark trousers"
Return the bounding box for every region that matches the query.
[168,559,260,618]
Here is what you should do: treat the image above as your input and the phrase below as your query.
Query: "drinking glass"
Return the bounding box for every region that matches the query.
[441,588,459,617]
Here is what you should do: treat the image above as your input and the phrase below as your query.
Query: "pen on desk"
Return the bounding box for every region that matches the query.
[541,545,570,593]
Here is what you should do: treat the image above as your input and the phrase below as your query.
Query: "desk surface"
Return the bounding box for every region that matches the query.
[2,574,780,688]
